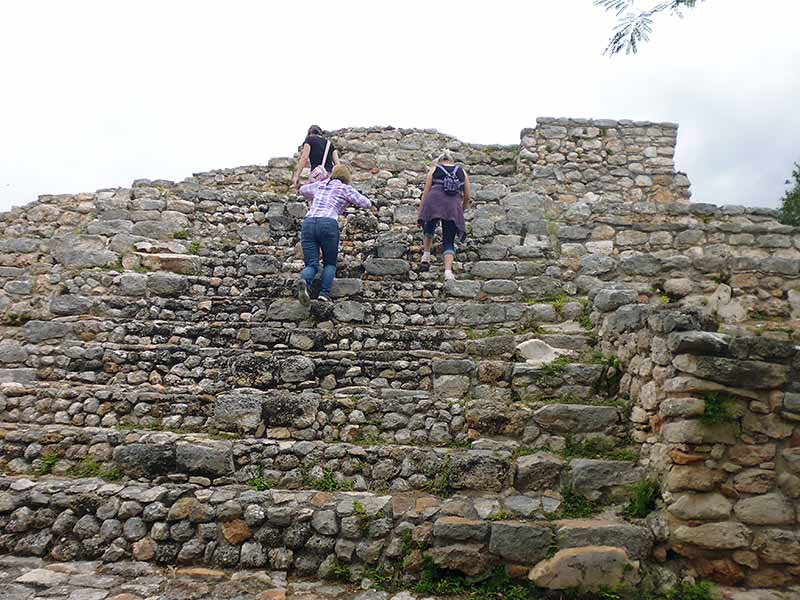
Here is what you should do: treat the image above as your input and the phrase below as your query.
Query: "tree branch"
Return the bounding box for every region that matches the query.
[596,0,703,56]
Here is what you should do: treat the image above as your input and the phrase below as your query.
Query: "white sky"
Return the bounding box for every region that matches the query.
[1,0,799,211]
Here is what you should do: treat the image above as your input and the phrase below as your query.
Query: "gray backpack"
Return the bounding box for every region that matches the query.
[437,165,463,196]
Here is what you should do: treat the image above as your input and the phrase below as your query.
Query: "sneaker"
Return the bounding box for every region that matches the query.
[296,279,310,306]
[444,271,456,281]
[317,295,332,303]
[421,253,432,264]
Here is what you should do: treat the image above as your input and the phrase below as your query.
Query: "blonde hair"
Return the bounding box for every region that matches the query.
[436,149,455,163]
[330,164,352,185]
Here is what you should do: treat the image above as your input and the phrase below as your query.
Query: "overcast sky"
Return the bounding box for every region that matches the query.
[1,1,799,212]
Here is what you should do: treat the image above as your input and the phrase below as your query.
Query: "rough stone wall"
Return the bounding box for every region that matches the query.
[597,301,800,589]
[0,477,654,577]
[1,119,800,594]
[519,117,691,204]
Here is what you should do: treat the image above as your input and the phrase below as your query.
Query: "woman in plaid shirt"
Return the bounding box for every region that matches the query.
[296,165,372,305]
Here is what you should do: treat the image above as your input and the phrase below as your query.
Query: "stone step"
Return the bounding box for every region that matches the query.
[1,380,628,449]
[3,289,589,331]
[1,250,577,291]
[0,423,644,499]
[2,328,610,397]
[0,476,653,579]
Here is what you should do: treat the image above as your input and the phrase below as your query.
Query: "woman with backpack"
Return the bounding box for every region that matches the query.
[418,150,471,280]
[292,125,340,191]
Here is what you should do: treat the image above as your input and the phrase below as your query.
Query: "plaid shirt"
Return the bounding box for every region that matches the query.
[300,179,372,219]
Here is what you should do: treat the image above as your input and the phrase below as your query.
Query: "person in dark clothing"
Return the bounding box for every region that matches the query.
[292,125,340,191]
[418,149,471,280]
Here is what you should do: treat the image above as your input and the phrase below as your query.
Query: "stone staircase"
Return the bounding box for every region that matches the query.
[1,120,799,600]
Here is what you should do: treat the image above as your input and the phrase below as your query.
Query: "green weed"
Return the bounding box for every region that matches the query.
[622,478,660,518]
[364,564,404,592]
[700,392,737,426]
[328,559,352,582]
[416,564,540,600]
[660,581,717,600]
[465,327,500,340]
[426,457,456,497]
[173,230,189,240]
[485,509,510,521]
[304,468,355,492]
[535,355,573,380]
[67,457,123,481]
[248,476,275,491]
[559,486,599,519]
[446,439,472,449]
[34,452,61,476]
[562,437,638,462]
[353,500,378,533]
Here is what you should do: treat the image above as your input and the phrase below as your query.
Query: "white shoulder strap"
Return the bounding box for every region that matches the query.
[321,140,331,170]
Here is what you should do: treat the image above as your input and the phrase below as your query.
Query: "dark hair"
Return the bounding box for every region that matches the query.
[307,125,323,136]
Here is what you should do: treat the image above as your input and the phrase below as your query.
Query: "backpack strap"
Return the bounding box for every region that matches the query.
[436,164,453,177]
[320,140,331,170]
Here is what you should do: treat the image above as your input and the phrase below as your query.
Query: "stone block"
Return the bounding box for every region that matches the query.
[532,405,619,434]
[529,546,640,591]
[556,520,653,560]
[514,452,565,491]
[363,258,410,276]
[489,521,551,564]
[175,441,233,478]
[213,389,267,434]
[672,522,751,550]
[433,517,488,542]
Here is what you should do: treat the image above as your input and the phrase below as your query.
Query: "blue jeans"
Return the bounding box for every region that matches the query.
[423,219,457,256]
[300,217,339,298]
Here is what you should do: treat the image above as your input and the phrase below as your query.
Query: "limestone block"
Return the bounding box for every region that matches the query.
[672,522,751,550]
[733,493,795,525]
[139,253,200,275]
[667,493,732,520]
[529,546,640,591]
[516,339,573,367]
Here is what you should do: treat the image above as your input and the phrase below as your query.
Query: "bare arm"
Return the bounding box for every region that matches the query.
[419,168,434,212]
[292,144,311,189]
[332,150,341,166]
[462,171,472,210]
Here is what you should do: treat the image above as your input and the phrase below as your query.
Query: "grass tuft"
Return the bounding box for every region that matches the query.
[248,476,274,491]
[304,468,355,492]
[559,486,599,519]
[561,437,638,462]
[67,457,123,481]
[34,452,61,476]
[622,478,660,518]
[700,392,737,426]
